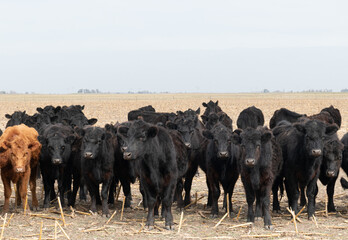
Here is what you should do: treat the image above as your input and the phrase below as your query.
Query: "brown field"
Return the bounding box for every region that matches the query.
[0,93,348,240]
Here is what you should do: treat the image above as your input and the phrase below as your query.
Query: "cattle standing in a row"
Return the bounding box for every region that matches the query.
[0,124,41,213]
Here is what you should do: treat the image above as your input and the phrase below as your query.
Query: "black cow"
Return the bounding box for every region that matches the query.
[5,111,30,128]
[274,120,338,218]
[203,122,239,218]
[233,127,282,229]
[77,126,116,217]
[269,108,306,129]
[340,133,348,189]
[165,109,210,207]
[321,105,341,128]
[39,124,78,208]
[201,100,222,124]
[127,105,156,121]
[119,120,178,230]
[106,123,136,208]
[237,106,264,129]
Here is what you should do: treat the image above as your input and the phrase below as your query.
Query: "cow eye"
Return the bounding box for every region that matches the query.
[98,140,102,144]
[61,146,65,151]
[139,137,145,142]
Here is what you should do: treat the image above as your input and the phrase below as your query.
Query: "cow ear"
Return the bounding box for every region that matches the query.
[232,133,241,145]
[146,126,158,138]
[37,107,43,113]
[75,127,85,137]
[5,114,12,119]
[202,102,207,107]
[196,107,200,115]
[88,118,98,125]
[215,100,219,105]
[201,115,208,122]
[294,123,306,134]
[38,136,47,146]
[65,135,76,144]
[261,132,272,143]
[54,106,61,113]
[176,111,184,116]
[81,105,85,110]
[202,130,214,139]
[118,126,129,137]
[325,124,338,135]
[0,140,10,152]
[166,121,177,130]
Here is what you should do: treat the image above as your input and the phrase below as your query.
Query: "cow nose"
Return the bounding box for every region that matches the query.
[185,143,191,149]
[123,152,132,160]
[311,149,322,157]
[218,151,229,158]
[326,170,335,177]
[121,147,127,153]
[16,167,25,173]
[245,158,255,166]
[84,152,93,159]
[52,159,62,165]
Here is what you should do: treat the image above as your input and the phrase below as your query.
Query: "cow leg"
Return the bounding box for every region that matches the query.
[120,178,132,208]
[68,172,80,207]
[139,181,147,209]
[19,170,31,213]
[272,176,281,212]
[154,198,160,217]
[243,179,255,223]
[327,177,337,212]
[16,183,21,208]
[58,174,65,207]
[300,185,306,207]
[206,177,213,208]
[43,178,54,209]
[2,174,12,213]
[306,178,319,219]
[162,183,176,230]
[183,162,198,207]
[145,193,156,230]
[255,190,262,220]
[29,165,39,211]
[209,177,220,218]
[107,178,117,205]
[174,179,184,210]
[260,185,272,230]
[85,178,98,213]
[101,182,111,217]
[284,176,299,214]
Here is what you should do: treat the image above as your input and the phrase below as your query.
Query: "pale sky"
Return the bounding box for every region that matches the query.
[0,0,347,93]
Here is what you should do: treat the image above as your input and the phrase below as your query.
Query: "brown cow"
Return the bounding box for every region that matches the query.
[0,124,41,213]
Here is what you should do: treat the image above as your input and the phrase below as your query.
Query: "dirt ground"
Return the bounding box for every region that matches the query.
[0,93,348,240]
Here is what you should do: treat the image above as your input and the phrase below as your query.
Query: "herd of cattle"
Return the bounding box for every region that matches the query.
[0,102,347,230]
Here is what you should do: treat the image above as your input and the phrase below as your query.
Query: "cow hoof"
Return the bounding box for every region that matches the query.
[255,217,262,221]
[210,214,218,219]
[146,225,154,230]
[165,225,174,230]
[328,207,336,213]
[264,225,274,230]
[102,213,110,218]
[32,206,39,212]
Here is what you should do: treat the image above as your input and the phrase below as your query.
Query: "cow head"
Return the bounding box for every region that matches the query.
[120,120,158,160]
[2,137,37,173]
[322,138,343,177]
[234,127,272,168]
[80,127,109,160]
[201,100,222,124]
[203,122,233,159]
[5,111,29,128]
[294,120,338,158]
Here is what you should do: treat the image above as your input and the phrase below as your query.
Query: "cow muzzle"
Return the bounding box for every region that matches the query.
[52,158,62,165]
[185,142,192,149]
[311,149,322,157]
[15,167,25,173]
[218,151,229,158]
[84,152,94,159]
[121,147,127,153]
[123,152,133,160]
[326,170,335,177]
[245,158,255,167]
